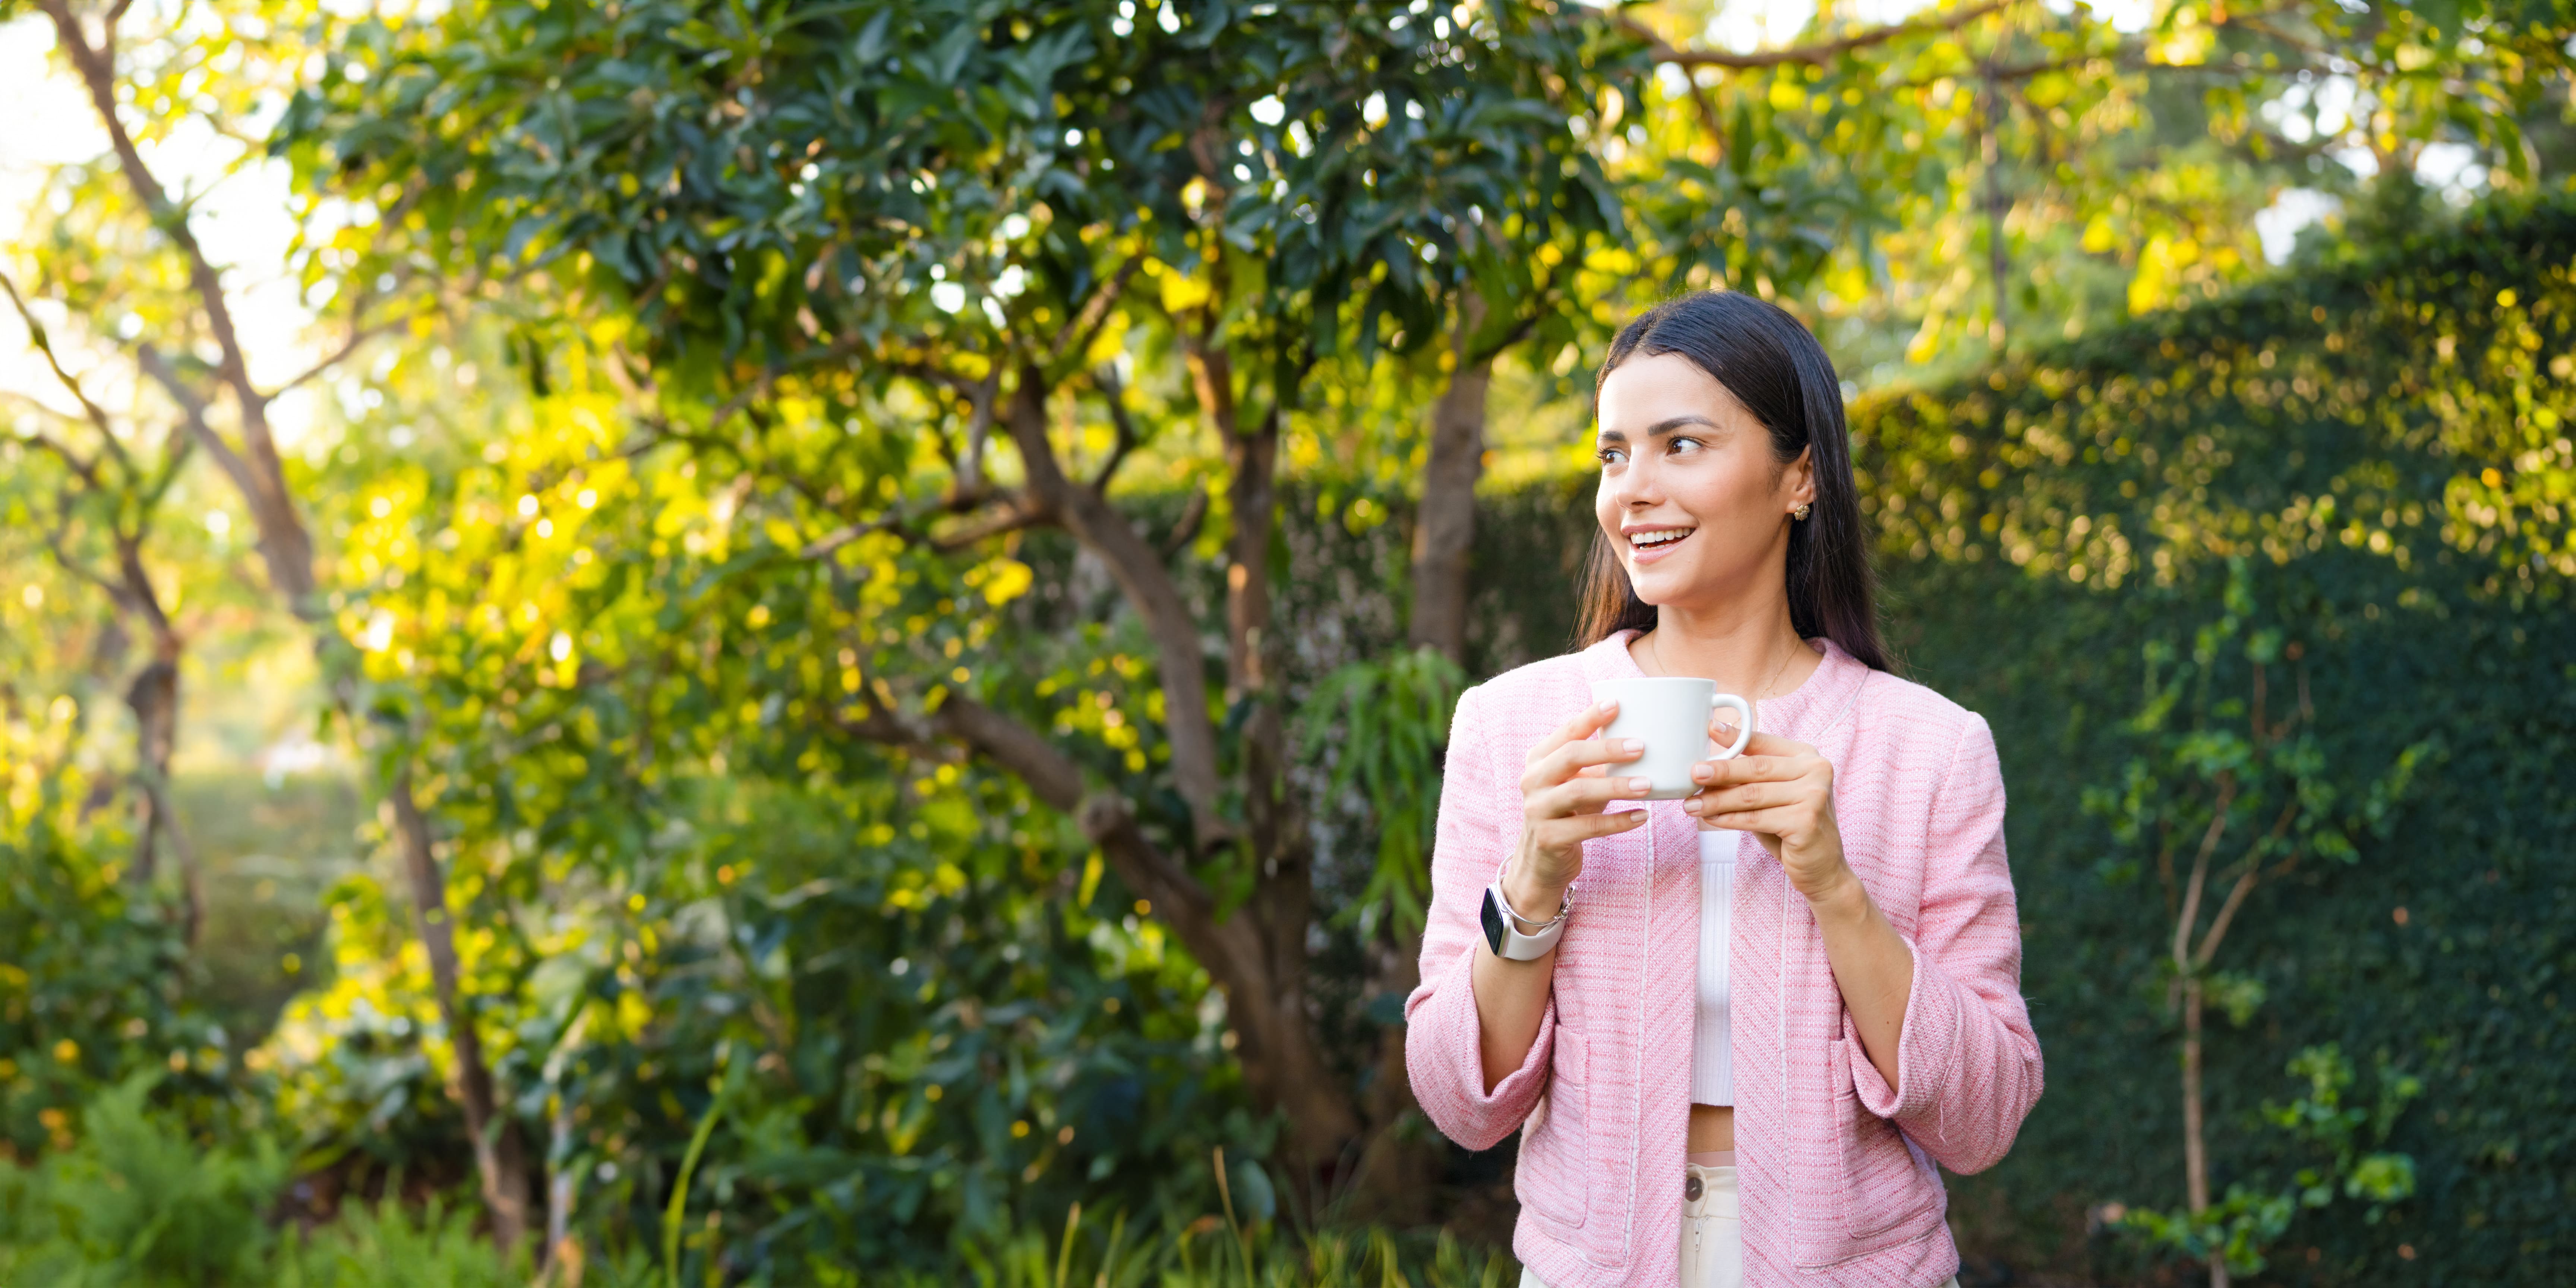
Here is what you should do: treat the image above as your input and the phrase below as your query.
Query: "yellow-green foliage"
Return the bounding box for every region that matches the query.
[1854,197,2575,595]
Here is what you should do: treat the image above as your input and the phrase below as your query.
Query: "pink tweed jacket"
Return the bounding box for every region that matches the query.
[1406,632,2042,1288]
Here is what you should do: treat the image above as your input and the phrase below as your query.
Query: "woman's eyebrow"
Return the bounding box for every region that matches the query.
[1597,414,1722,442]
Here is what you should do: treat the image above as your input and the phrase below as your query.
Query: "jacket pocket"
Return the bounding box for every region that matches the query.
[1830,1039,1942,1252]
[1515,1027,1590,1229]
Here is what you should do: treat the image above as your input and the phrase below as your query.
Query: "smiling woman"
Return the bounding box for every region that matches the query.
[1578,292,1887,672]
[1405,291,2040,1288]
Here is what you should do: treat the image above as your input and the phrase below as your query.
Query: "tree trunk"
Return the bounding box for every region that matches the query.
[1219,380,1362,1190]
[44,0,536,1242]
[1346,941,1437,1222]
[366,734,533,1251]
[2181,973,2225,1288]
[391,765,535,1250]
[997,362,1364,1185]
[124,646,201,945]
[1349,302,1502,1215]
[1978,68,2010,346]
[1409,304,1493,662]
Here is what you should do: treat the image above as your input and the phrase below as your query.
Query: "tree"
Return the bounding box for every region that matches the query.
[2,266,203,938]
[25,0,541,1250]
[2084,562,2431,1287]
[275,0,1642,1190]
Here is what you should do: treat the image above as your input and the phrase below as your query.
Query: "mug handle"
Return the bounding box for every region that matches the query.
[1709,694,1756,760]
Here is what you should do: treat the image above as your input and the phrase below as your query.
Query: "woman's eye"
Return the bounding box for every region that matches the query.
[1668,435,1702,454]
[1596,446,1626,465]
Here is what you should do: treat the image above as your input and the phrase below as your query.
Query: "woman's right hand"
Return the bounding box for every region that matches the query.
[1507,701,1651,918]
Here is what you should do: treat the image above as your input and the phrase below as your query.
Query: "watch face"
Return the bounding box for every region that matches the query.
[1480,887,1507,956]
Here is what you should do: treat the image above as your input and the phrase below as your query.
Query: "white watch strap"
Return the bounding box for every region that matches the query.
[1483,880,1568,961]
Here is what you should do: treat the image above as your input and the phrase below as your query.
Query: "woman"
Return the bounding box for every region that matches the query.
[1405,291,2041,1288]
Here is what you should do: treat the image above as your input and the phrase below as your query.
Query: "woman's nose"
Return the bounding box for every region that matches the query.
[1610,454,1663,506]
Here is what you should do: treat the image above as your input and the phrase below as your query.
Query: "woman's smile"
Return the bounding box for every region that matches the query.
[1625,524,1699,564]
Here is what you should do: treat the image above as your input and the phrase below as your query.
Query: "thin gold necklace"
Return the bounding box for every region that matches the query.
[1648,628,1801,702]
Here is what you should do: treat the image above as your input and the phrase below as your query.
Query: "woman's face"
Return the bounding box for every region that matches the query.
[1594,352,1815,613]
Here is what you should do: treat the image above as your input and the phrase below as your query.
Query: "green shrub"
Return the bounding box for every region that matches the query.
[253,772,1276,1280]
[0,1076,534,1288]
[0,726,238,1159]
[275,1202,530,1288]
[0,1075,284,1287]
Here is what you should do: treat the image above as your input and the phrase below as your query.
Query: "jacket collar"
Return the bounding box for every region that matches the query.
[1581,629,1871,746]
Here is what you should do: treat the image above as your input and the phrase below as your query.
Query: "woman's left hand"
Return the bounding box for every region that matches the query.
[1685,730,1854,905]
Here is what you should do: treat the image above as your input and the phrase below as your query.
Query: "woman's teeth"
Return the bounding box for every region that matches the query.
[1630,529,1694,548]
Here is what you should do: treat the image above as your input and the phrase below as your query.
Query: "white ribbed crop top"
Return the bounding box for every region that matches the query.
[1692,827,1734,1106]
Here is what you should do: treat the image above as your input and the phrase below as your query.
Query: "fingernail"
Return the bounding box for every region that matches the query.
[1620,739,1644,753]
[1693,764,1713,780]
[1626,777,1653,793]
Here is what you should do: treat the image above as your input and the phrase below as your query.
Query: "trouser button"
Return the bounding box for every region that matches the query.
[1684,1174,1703,1202]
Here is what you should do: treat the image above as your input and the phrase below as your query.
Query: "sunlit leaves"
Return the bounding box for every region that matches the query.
[1855,197,2576,594]
[1612,0,2572,378]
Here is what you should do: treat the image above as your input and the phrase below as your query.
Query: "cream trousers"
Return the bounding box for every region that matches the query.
[1516,1163,1963,1288]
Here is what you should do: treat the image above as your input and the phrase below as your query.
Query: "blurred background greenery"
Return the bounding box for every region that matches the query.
[0,0,2569,1284]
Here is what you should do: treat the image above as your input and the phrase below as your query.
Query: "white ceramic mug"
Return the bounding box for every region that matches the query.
[1590,678,1756,801]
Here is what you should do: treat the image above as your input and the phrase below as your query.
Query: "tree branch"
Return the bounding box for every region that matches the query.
[38,0,262,422]
[137,346,262,511]
[268,314,407,398]
[798,515,905,561]
[1090,367,1140,492]
[133,413,200,515]
[1,268,127,468]
[36,480,126,608]
[2171,772,2236,968]
[42,0,320,606]
[794,477,1044,560]
[831,691,1215,921]
[2193,797,2302,969]
[931,497,1051,553]
[1464,299,1547,370]
[109,527,173,639]
[38,0,523,1239]
[1618,0,2018,70]
[1001,362,1226,842]
[1685,80,1728,163]
[703,334,870,432]
[1049,256,1140,370]
[955,371,999,500]
[1161,483,1209,558]
[10,421,102,493]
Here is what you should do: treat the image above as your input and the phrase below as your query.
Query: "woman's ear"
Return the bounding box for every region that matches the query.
[1784,445,1818,511]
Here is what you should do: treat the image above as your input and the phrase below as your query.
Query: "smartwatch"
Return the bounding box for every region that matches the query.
[1480,876,1571,961]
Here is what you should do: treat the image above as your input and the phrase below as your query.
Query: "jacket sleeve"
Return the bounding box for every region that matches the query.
[1846,713,2045,1174]
[1405,684,1557,1152]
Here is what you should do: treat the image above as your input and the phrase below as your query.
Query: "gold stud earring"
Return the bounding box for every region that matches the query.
[1792,503,1812,521]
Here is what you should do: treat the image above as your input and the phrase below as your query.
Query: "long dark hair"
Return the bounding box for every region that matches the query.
[1575,291,1892,673]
